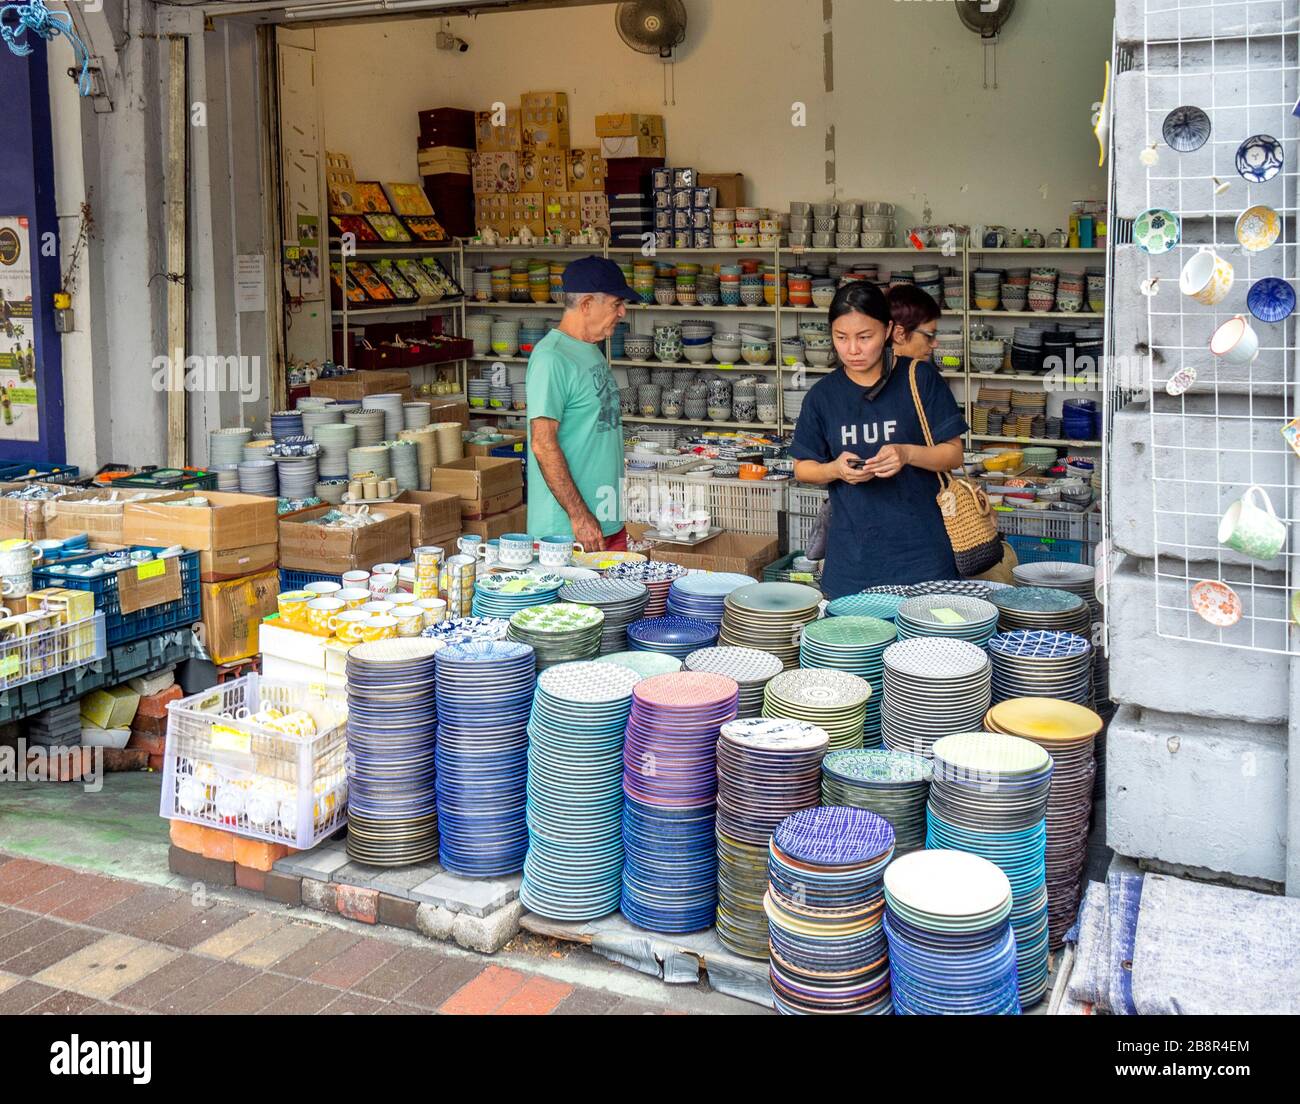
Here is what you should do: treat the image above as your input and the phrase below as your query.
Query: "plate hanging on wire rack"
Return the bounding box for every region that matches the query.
[1162,106,1211,152]
[1235,134,1283,182]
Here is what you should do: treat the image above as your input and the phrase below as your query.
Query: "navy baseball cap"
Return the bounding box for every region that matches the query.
[561,256,640,302]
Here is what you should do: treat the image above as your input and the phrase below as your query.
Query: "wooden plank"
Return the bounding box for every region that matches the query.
[166,36,187,468]
[258,25,287,414]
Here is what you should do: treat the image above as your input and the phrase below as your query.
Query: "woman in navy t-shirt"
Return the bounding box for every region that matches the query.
[790,282,969,598]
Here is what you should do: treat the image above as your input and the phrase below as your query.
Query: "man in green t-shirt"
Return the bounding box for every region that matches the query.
[526,256,638,552]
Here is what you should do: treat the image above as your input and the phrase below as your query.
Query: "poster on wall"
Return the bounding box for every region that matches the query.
[0,217,39,442]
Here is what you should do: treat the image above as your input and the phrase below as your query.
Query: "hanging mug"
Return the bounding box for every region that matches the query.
[1218,485,1286,560]
[1179,246,1234,306]
[1210,314,1260,364]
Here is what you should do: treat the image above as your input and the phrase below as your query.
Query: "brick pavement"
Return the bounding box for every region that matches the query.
[0,853,674,1016]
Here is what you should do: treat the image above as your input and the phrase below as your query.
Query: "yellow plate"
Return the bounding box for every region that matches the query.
[985,697,1103,742]
[572,550,648,571]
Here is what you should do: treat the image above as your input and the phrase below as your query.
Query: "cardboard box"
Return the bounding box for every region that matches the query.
[595,113,665,138]
[543,191,584,234]
[520,91,570,150]
[601,134,666,160]
[459,504,527,542]
[567,148,606,192]
[116,556,184,615]
[428,397,470,428]
[200,570,280,666]
[417,146,473,176]
[81,685,141,730]
[388,490,462,547]
[428,457,523,519]
[475,107,522,152]
[123,490,279,554]
[310,369,411,402]
[0,483,58,540]
[45,489,187,546]
[627,523,778,580]
[464,429,525,459]
[580,193,611,234]
[475,194,545,237]
[279,506,412,575]
[700,172,746,210]
[198,542,279,583]
[471,152,520,194]
[518,149,568,195]
[418,107,476,149]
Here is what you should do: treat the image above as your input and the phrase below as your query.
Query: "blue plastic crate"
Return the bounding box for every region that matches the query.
[1006,534,1092,566]
[0,461,80,484]
[32,546,201,646]
[280,568,340,592]
[490,442,527,492]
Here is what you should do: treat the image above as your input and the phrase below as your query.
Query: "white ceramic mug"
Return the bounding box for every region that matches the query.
[1210,314,1260,364]
[457,536,485,560]
[1218,485,1286,560]
[499,533,533,567]
[1179,245,1234,306]
[482,540,501,568]
[303,580,342,597]
[372,562,402,577]
[0,540,42,598]
[369,573,398,599]
[538,536,580,568]
[342,570,370,588]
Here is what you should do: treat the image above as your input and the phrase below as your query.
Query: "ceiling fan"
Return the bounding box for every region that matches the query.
[615,0,688,105]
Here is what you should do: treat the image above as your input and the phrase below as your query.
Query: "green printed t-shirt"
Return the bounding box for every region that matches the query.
[525,328,624,539]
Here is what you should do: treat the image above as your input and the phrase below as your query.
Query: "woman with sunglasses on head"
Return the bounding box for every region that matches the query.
[789,281,968,599]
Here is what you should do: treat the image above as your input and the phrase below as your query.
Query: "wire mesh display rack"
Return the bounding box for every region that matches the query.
[1137,0,1300,654]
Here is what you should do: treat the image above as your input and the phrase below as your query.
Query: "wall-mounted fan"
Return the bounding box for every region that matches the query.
[956,0,1017,89]
[616,0,688,105]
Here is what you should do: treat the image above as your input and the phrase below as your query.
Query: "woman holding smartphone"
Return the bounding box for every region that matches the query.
[790,281,968,598]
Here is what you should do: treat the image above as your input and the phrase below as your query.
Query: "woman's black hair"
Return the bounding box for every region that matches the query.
[827,280,892,328]
[886,284,942,334]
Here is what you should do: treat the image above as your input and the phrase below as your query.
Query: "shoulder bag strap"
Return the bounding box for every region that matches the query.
[908,361,951,491]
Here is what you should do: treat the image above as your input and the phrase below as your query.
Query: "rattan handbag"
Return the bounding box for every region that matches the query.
[909,362,1003,577]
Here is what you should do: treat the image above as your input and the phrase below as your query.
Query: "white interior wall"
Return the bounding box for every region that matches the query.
[311,0,1111,230]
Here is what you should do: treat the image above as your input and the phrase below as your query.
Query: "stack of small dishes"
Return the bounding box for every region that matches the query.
[821,748,932,855]
[626,615,719,661]
[684,645,782,718]
[985,697,1103,949]
[719,581,823,670]
[893,595,1000,649]
[991,586,1091,637]
[715,718,830,958]
[881,637,992,758]
[521,661,642,920]
[421,616,509,647]
[507,603,605,669]
[607,559,687,618]
[988,630,1093,705]
[927,732,1052,1007]
[882,849,1021,1015]
[665,572,754,623]
[826,592,907,621]
[433,641,534,876]
[798,615,896,747]
[621,672,740,933]
[762,668,872,751]
[765,807,895,1015]
[558,578,650,654]
[471,572,564,619]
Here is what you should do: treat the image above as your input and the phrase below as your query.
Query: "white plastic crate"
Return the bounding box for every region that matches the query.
[994,505,1090,542]
[160,674,349,850]
[787,483,829,517]
[0,612,105,690]
[662,474,783,535]
[785,511,820,554]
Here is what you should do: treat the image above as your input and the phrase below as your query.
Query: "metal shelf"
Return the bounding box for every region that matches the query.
[626,416,780,431]
[331,298,463,319]
[625,304,776,313]
[969,434,1102,448]
[969,310,1105,319]
[610,358,780,372]
[328,241,459,257]
[969,247,1106,254]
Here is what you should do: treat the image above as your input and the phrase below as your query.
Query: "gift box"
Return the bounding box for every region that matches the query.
[471,152,520,194]
[475,108,521,152]
[595,113,665,138]
[518,149,568,194]
[567,148,606,192]
[418,106,476,150]
[520,91,570,150]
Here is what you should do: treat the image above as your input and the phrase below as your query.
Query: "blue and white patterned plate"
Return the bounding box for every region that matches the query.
[1236,133,1283,182]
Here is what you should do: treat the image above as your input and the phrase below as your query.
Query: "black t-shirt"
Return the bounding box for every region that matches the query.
[789,355,969,598]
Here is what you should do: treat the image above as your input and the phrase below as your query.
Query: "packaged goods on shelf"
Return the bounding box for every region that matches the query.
[475,108,521,152]
[518,149,567,194]
[520,91,570,150]
[418,106,476,151]
[567,148,606,192]
[595,113,665,138]
[471,152,520,194]
[544,190,584,234]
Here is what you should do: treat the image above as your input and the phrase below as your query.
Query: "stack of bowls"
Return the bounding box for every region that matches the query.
[1010,327,1046,374]
[467,378,490,409]
[707,378,732,422]
[697,270,721,306]
[637,384,662,418]
[741,336,772,366]
[653,323,683,364]
[271,410,303,442]
[712,331,742,365]
[624,333,653,362]
[471,267,492,302]
[681,320,715,364]
[811,279,837,309]
[1029,268,1058,313]
[685,382,709,420]
[465,314,493,355]
[912,265,942,304]
[720,265,742,307]
[491,319,521,357]
[756,382,778,424]
[1062,399,1098,441]
[731,378,758,423]
[1075,325,1104,371]
[969,339,1005,374]
[210,427,252,468]
[740,273,764,307]
[518,321,546,354]
[676,267,698,307]
[1086,268,1106,313]
[238,458,277,495]
[972,270,1002,311]
[1056,272,1085,314]
[549,262,566,304]
[509,261,530,303]
[610,322,629,360]
[943,274,966,311]
[490,265,510,301]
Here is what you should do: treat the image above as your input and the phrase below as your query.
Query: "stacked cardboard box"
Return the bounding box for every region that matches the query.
[429,456,524,540]
[596,113,666,159]
[653,165,717,250]
[279,505,412,574]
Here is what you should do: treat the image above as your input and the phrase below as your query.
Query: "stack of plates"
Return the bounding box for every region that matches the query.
[715,718,829,959]
[213,465,240,491]
[238,459,277,496]
[762,668,871,751]
[881,638,992,759]
[300,407,343,437]
[345,409,386,447]
[210,427,252,467]
[666,572,755,623]
[985,697,1103,949]
[719,582,823,669]
[271,410,303,441]
[572,550,647,572]
[472,571,564,619]
[522,662,642,920]
[798,616,896,746]
[389,440,421,492]
[421,616,509,647]
[507,603,605,669]
[312,423,358,479]
[274,455,319,500]
[559,579,650,654]
[363,393,405,439]
[684,646,782,718]
[991,586,1090,636]
[826,592,906,621]
[595,651,683,678]
[403,401,432,430]
[764,807,895,1015]
[862,584,918,598]
[909,580,997,600]
[626,615,718,660]
[345,639,442,866]
[927,732,1052,1007]
[821,749,932,855]
[434,641,535,876]
[607,560,688,618]
[894,595,999,649]
[621,672,739,933]
[882,850,1021,1015]
[348,445,392,482]
[1011,561,1105,704]
[988,630,1093,705]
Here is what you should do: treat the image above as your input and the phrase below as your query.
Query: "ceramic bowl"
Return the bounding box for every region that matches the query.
[805,349,834,367]
[1236,134,1283,183]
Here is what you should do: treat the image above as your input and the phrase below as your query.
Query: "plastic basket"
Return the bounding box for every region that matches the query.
[0,612,105,691]
[1087,508,1102,544]
[115,467,218,491]
[1006,534,1092,566]
[785,511,820,555]
[0,462,80,484]
[994,506,1089,542]
[32,547,201,646]
[787,483,829,517]
[160,674,349,850]
[280,568,341,592]
[762,552,823,591]
[660,474,783,535]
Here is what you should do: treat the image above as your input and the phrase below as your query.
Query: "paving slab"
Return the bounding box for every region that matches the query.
[330,860,443,898]
[272,845,351,882]
[409,871,522,918]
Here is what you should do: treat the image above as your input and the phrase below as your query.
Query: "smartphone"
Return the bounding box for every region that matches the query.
[847,458,868,470]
